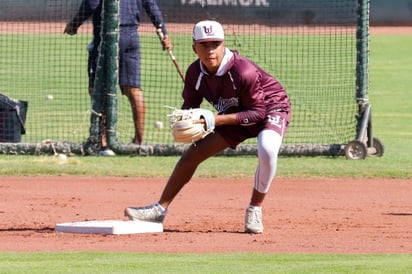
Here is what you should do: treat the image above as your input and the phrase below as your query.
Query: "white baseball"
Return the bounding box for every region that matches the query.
[47,94,54,100]
[57,154,67,160]
[155,121,164,129]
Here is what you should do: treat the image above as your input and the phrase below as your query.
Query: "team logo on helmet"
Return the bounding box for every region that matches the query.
[203,26,214,36]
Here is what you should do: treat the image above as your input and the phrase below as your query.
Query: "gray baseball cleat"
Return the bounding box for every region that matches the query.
[124,202,167,223]
[244,205,264,234]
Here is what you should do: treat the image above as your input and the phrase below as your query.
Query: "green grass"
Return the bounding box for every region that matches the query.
[0,33,411,272]
[0,253,411,273]
[0,152,411,178]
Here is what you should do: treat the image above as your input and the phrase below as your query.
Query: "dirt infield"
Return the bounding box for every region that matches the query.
[0,176,411,253]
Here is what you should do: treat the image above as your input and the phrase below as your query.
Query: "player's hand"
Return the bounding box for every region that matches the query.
[161,35,172,51]
[63,24,77,35]
[193,118,207,130]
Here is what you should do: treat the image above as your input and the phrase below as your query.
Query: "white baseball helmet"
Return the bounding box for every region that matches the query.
[192,20,224,43]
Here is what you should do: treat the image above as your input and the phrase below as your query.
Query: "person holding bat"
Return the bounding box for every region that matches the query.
[64,0,172,152]
[125,20,291,234]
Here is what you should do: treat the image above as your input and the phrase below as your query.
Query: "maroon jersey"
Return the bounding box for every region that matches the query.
[182,49,291,147]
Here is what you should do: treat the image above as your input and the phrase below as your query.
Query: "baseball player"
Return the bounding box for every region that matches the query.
[64,0,172,150]
[125,20,291,233]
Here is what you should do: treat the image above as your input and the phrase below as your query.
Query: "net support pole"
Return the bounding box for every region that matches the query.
[354,0,371,146]
[85,0,120,155]
[85,5,108,154]
[355,0,371,147]
[101,0,152,155]
[344,0,384,159]
[356,0,369,110]
[101,0,119,152]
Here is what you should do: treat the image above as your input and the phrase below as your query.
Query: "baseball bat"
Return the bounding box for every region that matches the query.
[156,28,185,83]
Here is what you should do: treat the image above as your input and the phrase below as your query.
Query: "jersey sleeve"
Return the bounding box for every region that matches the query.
[181,62,203,109]
[234,65,267,125]
[142,0,167,35]
[67,0,100,30]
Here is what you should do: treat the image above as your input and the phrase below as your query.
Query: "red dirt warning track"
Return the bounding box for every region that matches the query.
[0,176,411,253]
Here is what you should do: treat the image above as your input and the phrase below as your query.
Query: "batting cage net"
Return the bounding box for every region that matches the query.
[0,0,368,156]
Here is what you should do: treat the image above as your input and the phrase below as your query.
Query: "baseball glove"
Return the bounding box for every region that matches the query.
[168,108,215,143]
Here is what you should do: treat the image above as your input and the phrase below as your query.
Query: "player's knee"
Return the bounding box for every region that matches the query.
[121,86,141,97]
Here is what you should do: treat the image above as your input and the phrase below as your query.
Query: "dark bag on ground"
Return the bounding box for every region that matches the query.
[0,93,28,142]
